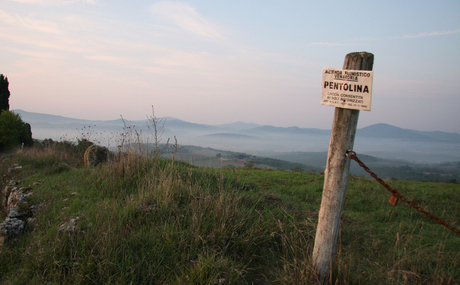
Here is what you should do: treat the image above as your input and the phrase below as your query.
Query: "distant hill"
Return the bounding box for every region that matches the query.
[201,133,259,140]
[215,121,262,130]
[163,118,219,132]
[356,123,460,143]
[408,129,460,143]
[246,125,330,136]
[14,109,100,125]
[14,109,459,142]
[12,109,460,163]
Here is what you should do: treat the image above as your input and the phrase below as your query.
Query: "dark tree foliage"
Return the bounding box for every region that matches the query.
[0,110,33,152]
[23,122,33,147]
[0,74,10,112]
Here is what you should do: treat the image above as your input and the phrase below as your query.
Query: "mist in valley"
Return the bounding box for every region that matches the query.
[15,110,460,181]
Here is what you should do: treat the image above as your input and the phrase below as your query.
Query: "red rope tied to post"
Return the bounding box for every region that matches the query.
[346,150,460,236]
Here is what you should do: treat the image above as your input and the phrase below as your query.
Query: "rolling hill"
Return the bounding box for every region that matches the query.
[13,109,460,164]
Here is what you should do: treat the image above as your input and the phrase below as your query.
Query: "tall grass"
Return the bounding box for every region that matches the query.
[0,119,318,284]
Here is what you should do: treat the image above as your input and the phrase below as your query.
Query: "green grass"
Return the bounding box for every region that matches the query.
[1,143,459,284]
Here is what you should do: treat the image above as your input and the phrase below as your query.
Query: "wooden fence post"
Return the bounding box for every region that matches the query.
[312,52,374,283]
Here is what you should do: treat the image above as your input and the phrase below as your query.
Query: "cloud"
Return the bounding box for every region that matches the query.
[395,29,460,39]
[0,9,62,34]
[310,36,378,47]
[0,46,64,60]
[84,55,131,65]
[310,42,359,46]
[6,0,96,5]
[150,1,223,38]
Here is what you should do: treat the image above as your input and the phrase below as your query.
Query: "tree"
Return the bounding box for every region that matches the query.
[0,110,33,151]
[0,74,10,112]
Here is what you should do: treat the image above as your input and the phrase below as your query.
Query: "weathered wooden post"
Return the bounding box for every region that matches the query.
[313,52,374,283]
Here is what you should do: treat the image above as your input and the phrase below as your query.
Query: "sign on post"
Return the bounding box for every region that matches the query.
[321,68,374,111]
[313,52,374,284]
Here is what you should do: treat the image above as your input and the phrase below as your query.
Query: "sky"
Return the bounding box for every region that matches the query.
[1,0,460,133]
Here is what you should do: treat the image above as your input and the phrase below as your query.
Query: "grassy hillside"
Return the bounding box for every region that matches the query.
[262,151,460,183]
[161,145,318,171]
[1,141,459,284]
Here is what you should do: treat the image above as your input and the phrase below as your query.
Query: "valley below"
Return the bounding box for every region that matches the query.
[15,109,460,182]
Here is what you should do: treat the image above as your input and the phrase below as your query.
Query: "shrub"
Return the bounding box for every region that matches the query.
[0,110,33,152]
